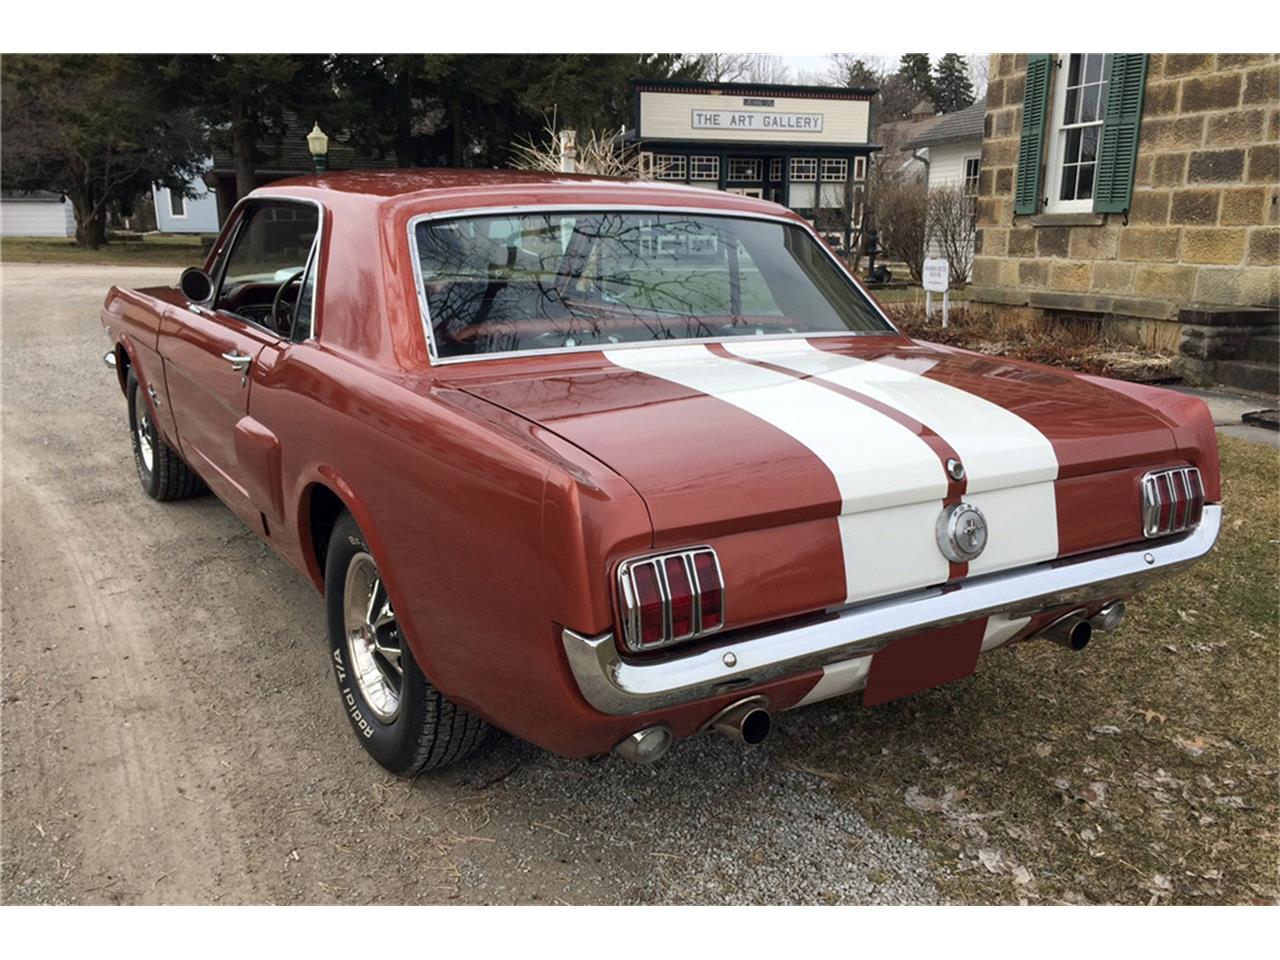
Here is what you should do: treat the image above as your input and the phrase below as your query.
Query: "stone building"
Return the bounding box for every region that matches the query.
[969,53,1278,393]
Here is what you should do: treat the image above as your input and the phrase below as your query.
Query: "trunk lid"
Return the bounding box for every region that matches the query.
[451,335,1176,540]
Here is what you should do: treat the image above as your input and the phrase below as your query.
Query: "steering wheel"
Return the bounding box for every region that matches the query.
[271,270,306,337]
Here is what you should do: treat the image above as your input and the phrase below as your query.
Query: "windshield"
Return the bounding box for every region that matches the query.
[413,210,891,359]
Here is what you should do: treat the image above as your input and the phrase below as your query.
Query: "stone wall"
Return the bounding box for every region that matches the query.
[971,53,1279,352]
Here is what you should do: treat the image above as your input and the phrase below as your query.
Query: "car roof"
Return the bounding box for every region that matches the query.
[253,168,796,221]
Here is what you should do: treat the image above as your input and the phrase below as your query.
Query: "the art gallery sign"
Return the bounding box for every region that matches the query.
[690,109,824,133]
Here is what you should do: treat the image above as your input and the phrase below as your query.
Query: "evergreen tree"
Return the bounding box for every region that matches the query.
[897,53,935,108]
[837,57,881,91]
[932,53,976,113]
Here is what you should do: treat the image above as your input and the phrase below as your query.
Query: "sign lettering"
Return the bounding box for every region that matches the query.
[690,110,824,133]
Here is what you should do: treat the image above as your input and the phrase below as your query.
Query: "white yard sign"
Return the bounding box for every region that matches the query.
[922,258,949,292]
[922,258,951,327]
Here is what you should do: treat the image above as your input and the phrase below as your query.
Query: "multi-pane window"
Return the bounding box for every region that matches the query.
[654,154,687,180]
[769,158,783,182]
[963,157,981,196]
[727,158,762,182]
[790,158,818,182]
[1048,53,1113,209]
[689,155,719,180]
[820,158,848,182]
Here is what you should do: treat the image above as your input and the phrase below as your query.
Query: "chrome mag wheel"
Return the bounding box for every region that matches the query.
[133,384,154,472]
[343,552,403,722]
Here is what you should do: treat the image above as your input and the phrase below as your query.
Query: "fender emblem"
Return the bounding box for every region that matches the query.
[936,502,988,563]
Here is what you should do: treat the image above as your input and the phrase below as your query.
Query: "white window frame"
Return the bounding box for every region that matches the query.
[1044,53,1113,214]
[689,155,719,180]
[820,158,848,182]
[654,154,687,181]
[854,156,866,181]
[727,158,762,182]
[638,152,655,179]
[790,158,817,182]
[963,156,981,196]
[769,158,783,182]
[167,189,188,220]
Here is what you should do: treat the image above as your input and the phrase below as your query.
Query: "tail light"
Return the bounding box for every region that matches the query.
[1142,466,1204,538]
[617,547,724,652]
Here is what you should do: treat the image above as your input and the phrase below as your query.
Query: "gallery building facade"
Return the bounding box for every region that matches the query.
[630,80,879,247]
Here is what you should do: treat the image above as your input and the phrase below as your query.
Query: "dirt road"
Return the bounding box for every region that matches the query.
[1,262,940,904]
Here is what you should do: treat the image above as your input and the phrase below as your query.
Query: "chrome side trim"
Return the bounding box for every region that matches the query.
[562,506,1222,715]
[404,203,899,366]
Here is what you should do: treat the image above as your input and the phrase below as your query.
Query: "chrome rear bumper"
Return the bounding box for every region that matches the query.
[562,505,1222,715]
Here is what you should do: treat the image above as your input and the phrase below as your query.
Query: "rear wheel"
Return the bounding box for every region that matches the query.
[126,369,204,501]
[325,511,488,775]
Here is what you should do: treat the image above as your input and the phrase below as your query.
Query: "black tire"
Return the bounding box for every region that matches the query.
[126,369,204,501]
[325,511,488,775]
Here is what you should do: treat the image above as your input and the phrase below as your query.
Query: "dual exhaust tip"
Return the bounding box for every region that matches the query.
[614,696,771,765]
[617,601,1126,764]
[1042,601,1127,651]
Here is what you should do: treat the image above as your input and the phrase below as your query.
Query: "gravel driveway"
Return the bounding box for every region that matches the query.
[1,262,942,905]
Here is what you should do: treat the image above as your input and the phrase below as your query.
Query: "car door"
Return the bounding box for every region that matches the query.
[161,198,320,527]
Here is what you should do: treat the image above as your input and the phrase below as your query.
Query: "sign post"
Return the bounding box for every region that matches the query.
[922,258,950,328]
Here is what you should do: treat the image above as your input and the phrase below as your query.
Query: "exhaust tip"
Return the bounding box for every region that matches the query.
[706,696,773,746]
[738,708,772,745]
[1042,610,1092,651]
[1091,601,1126,633]
[613,725,673,765]
[1067,619,1092,650]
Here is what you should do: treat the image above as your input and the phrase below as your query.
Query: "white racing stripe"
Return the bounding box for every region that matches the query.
[605,344,950,600]
[723,339,1062,575]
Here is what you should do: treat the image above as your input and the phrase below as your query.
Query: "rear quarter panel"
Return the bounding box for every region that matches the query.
[250,341,664,753]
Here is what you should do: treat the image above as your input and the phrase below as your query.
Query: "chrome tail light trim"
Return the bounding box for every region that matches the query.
[1142,466,1204,538]
[616,546,723,652]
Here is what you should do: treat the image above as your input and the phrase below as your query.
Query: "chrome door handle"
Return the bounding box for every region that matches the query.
[221,350,252,373]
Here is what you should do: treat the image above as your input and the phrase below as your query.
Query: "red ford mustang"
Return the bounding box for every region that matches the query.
[101,170,1221,774]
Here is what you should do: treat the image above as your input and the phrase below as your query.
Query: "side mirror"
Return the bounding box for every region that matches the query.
[179,267,214,304]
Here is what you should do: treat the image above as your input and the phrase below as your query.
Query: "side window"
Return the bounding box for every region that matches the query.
[215,201,319,333]
[293,256,318,341]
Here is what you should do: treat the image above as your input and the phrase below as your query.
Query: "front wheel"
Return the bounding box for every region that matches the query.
[325,511,489,775]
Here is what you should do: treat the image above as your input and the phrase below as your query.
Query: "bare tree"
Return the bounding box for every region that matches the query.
[967,54,992,101]
[510,119,638,177]
[826,54,892,88]
[694,54,792,84]
[875,177,929,281]
[926,183,978,285]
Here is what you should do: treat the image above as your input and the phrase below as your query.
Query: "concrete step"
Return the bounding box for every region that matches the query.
[1211,359,1279,396]
[1244,332,1280,365]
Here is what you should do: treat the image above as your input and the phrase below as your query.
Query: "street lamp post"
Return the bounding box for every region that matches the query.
[307,122,329,174]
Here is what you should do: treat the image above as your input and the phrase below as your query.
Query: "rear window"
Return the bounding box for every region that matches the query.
[412,210,890,359]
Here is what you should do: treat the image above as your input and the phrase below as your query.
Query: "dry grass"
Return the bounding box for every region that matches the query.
[887,302,1176,382]
[1,234,207,267]
[781,436,1279,904]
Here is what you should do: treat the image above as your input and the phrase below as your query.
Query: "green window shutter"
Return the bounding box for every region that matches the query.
[1014,53,1052,216]
[1093,54,1149,214]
